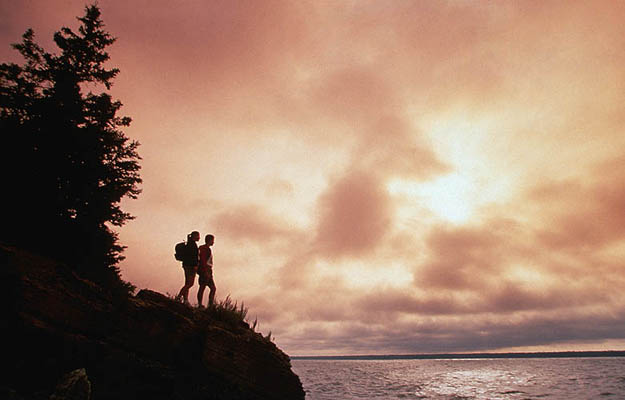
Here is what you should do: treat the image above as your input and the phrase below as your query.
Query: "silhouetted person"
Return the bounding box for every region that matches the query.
[175,231,199,305]
[197,234,216,308]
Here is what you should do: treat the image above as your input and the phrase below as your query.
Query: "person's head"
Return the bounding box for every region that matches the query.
[205,234,214,246]
[188,231,200,242]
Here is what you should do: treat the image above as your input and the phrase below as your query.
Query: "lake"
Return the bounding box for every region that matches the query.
[292,357,625,399]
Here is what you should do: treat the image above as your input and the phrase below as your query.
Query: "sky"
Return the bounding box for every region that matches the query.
[2,0,625,356]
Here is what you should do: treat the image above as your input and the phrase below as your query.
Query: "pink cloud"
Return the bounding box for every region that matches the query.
[415,223,511,290]
[314,170,393,258]
[310,67,398,126]
[354,114,449,180]
[528,157,625,250]
[210,204,298,243]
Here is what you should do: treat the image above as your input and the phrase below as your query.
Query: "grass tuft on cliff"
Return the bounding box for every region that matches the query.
[164,292,269,336]
[202,296,273,342]
[206,295,249,326]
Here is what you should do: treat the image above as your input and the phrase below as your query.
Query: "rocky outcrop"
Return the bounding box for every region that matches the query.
[0,244,304,400]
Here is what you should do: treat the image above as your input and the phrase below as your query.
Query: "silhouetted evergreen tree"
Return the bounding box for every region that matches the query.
[0,5,141,294]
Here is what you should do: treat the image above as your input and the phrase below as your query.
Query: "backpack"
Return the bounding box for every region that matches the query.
[174,241,188,261]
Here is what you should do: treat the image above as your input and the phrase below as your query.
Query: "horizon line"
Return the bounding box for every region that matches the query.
[291,350,625,360]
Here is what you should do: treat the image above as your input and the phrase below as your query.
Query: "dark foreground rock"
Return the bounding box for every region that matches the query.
[0,244,305,400]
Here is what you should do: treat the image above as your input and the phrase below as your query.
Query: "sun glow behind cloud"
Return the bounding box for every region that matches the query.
[388,113,516,225]
[388,173,474,224]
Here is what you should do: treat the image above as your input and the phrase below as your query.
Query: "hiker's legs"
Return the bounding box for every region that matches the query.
[178,266,196,302]
[197,284,206,307]
[197,267,207,306]
[206,273,216,306]
[208,280,216,306]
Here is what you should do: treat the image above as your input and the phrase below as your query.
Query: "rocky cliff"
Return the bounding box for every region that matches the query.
[0,244,305,400]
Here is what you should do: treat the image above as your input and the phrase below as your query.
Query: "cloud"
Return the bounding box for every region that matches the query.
[263,152,625,354]
[353,283,611,320]
[484,283,611,313]
[210,204,298,244]
[280,305,625,355]
[264,178,295,198]
[354,289,473,317]
[518,155,625,255]
[310,67,398,126]
[313,170,393,259]
[415,221,516,290]
[307,65,448,180]
[354,114,449,180]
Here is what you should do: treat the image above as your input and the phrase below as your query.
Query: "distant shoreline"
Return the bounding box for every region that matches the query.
[292,350,625,360]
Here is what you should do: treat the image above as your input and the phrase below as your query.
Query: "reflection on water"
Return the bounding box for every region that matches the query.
[292,357,625,399]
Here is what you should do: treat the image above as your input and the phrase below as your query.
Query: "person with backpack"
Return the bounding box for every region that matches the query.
[197,234,216,308]
[175,231,200,305]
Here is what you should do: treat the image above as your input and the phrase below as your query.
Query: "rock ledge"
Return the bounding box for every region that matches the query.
[0,244,305,400]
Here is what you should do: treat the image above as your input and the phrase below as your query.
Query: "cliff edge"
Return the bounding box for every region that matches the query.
[0,244,305,400]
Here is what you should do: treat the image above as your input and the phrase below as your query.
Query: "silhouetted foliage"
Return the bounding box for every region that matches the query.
[0,5,140,294]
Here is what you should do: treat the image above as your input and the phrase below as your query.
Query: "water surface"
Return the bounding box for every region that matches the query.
[292,357,625,399]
